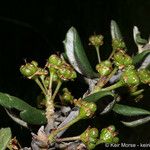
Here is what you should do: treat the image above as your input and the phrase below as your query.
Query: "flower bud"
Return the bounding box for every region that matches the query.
[96,60,112,76]
[138,69,150,84]
[89,34,104,47]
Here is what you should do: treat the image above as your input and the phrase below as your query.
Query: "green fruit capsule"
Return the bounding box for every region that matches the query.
[80,128,90,144]
[96,60,112,76]
[122,66,140,86]
[87,143,96,150]
[80,128,97,150]
[70,70,77,79]
[138,69,150,84]
[52,73,59,82]
[124,55,133,66]
[57,64,77,80]
[38,68,48,76]
[61,93,73,104]
[78,101,97,119]
[20,62,38,78]
[48,54,62,66]
[89,128,99,138]
[44,77,50,87]
[113,51,124,66]
[100,128,113,143]
[49,66,57,74]
[31,60,38,67]
[114,51,132,68]
[89,137,97,144]
[61,88,74,104]
[57,67,71,80]
[113,137,119,143]
[107,125,116,132]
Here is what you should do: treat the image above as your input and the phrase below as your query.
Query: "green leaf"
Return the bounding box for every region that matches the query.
[5,109,28,128]
[83,91,114,102]
[133,26,147,46]
[111,20,123,40]
[0,92,31,110]
[135,33,147,45]
[121,116,150,127]
[133,50,150,65]
[20,108,46,125]
[0,128,12,150]
[113,104,150,116]
[0,92,46,125]
[63,27,98,78]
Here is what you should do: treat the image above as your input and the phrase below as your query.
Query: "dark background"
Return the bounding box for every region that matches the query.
[0,0,150,148]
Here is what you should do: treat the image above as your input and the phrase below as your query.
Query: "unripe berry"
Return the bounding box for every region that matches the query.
[96,60,112,76]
